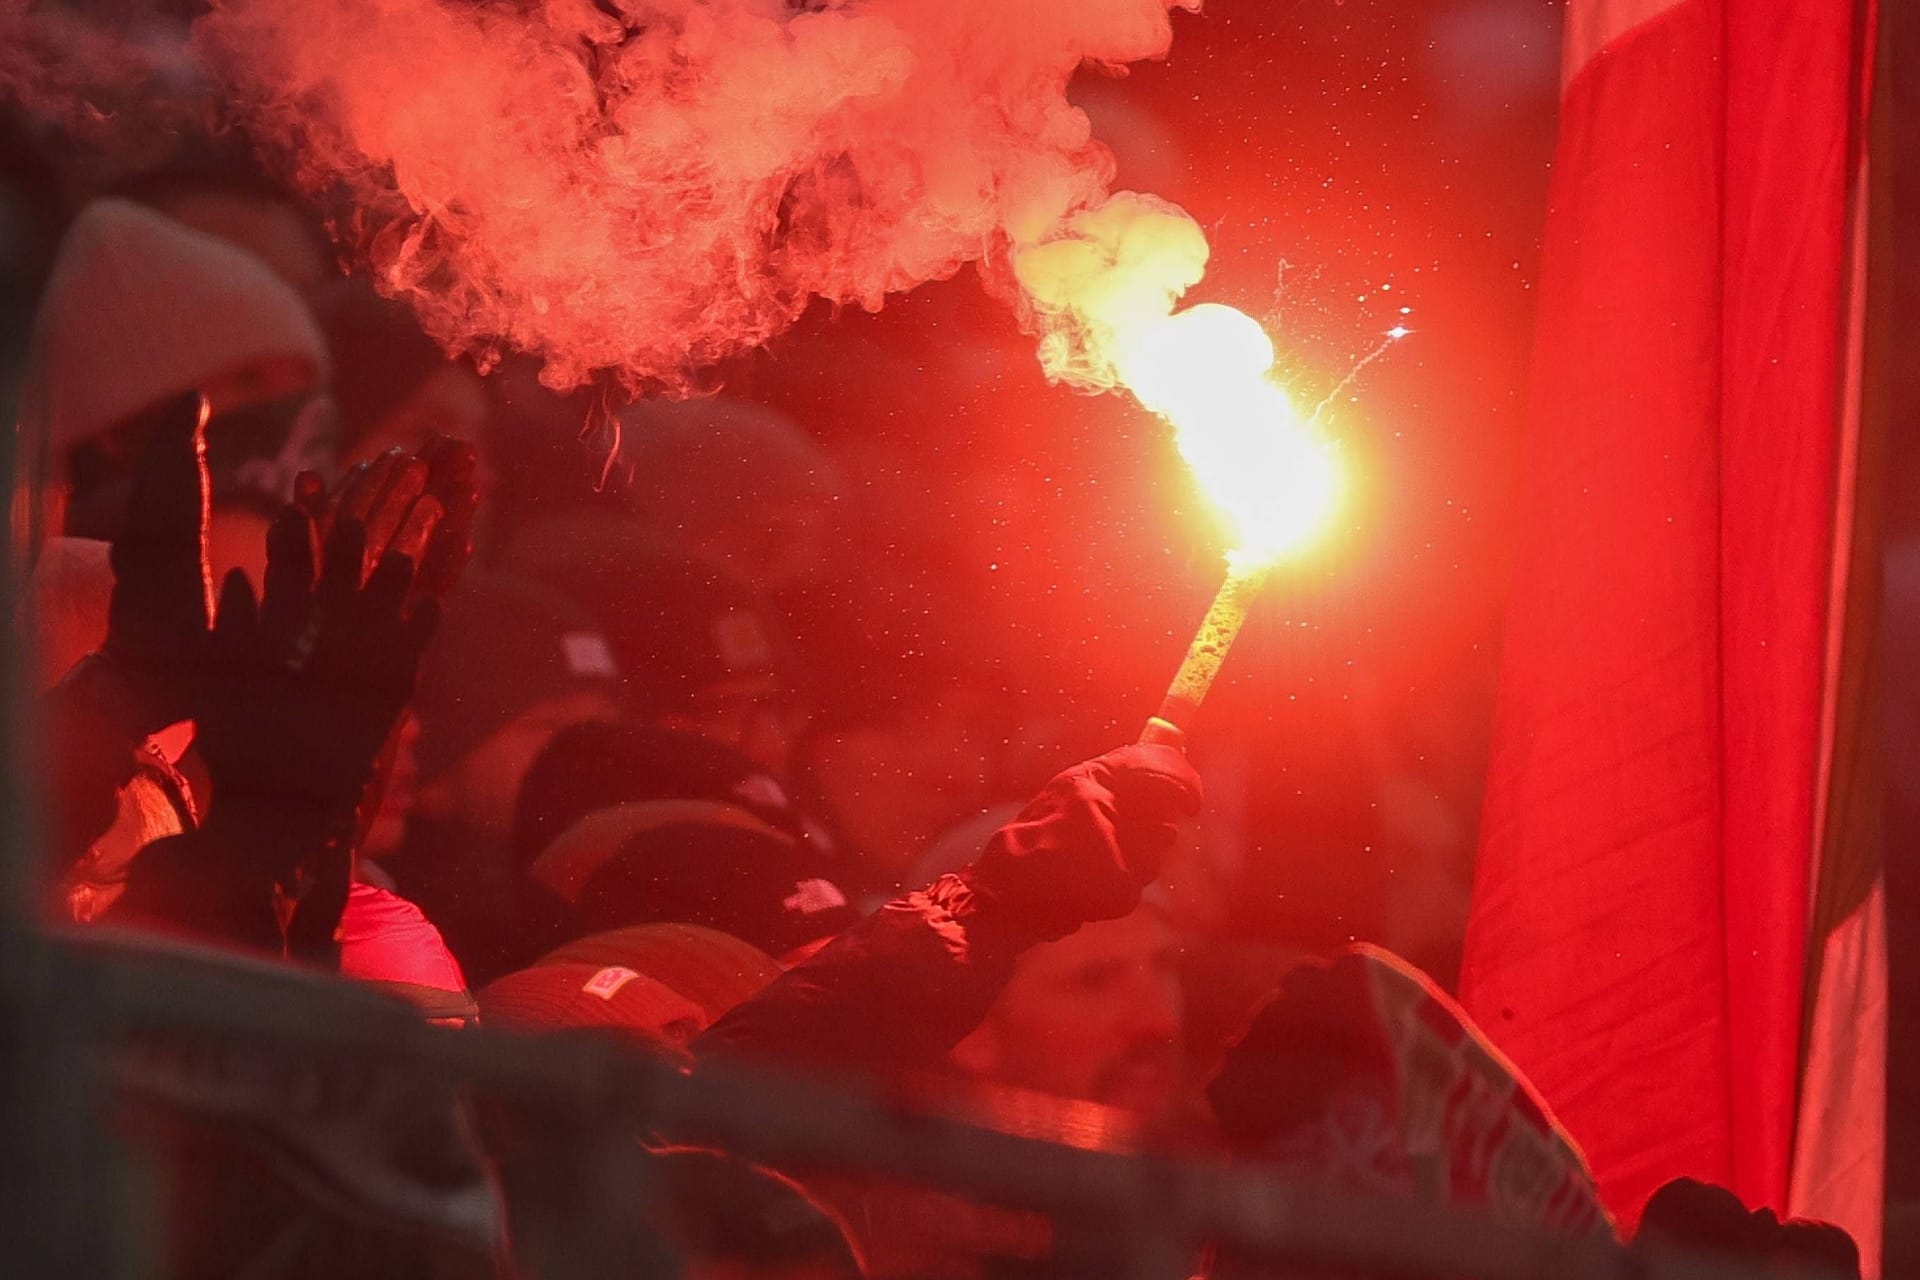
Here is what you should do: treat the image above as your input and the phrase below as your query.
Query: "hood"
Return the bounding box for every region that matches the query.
[18,198,330,532]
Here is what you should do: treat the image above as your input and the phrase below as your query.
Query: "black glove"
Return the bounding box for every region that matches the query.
[197,515,441,833]
[104,434,475,958]
[958,743,1203,942]
[191,508,443,958]
[697,746,1204,1072]
[91,391,214,733]
[304,438,476,603]
[42,393,211,871]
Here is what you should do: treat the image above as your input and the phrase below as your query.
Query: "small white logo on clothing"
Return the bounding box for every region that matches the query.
[582,966,641,1000]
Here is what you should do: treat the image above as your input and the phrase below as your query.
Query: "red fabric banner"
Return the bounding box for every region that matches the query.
[1460,0,1869,1225]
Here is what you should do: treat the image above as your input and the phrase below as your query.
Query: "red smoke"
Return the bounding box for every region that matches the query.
[7,0,1213,395]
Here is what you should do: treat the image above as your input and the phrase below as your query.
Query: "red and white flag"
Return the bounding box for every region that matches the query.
[1459,0,1880,1266]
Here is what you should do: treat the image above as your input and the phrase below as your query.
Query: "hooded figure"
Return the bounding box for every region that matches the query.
[14,197,331,557]
[21,203,332,920]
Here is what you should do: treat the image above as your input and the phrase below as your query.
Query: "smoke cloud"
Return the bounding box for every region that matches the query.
[6,0,1220,397]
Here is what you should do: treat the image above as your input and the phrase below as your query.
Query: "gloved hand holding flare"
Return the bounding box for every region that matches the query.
[1120,304,1343,747]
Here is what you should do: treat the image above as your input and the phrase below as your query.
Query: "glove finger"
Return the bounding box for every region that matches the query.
[320,517,370,604]
[361,457,429,560]
[363,550,417,619]
[293,469,328,521]
[319,459,373,544]
[388,494,443,567]
[209,567,260,663]
[117,391,208,540]
[260,506,317,656]
[112,390,212,600]
[338,450,403,531]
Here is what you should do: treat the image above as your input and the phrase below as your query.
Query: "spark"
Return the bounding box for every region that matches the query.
[1309,326,1415,426]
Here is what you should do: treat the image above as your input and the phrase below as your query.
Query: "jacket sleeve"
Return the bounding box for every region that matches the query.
[696,744,1201,1076]
[694,874,1035,1076]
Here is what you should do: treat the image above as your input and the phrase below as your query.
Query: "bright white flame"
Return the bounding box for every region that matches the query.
[1113,303,1341,571]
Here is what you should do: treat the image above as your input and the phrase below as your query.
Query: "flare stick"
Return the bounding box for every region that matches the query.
[1139,564,1270,747]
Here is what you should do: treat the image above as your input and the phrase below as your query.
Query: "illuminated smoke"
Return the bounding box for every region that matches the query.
[1012,195,1340,567]
[1009,189,1208,393]
[5,0,1247,404]
[184,0,1208,394]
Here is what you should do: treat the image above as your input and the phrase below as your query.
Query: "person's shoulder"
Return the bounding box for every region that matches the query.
[339,882,477,1021]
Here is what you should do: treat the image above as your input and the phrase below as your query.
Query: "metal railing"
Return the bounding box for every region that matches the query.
[0,922,1824,1280]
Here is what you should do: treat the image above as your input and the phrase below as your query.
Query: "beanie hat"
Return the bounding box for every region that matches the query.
[537,923,781,1024]
[19,199,329,490]
[558,813,858,960]
[337,882,479,1023]
[411,571,625,782]
[477,962,707,1051]
[512,720,803,870]
[499,512,792,715]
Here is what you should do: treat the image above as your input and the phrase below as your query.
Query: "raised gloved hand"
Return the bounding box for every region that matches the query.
[295,435,477,605]
[79,410,475,738]
[958,743,1203,943]
[294,438,476,858]
[197,517,442,821]
[189,510,442,957]
[41,393,212,871]
[100,429,477,955]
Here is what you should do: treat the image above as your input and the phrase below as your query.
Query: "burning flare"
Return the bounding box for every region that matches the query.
[1116,303,1340,571]
[1124,311,1341,746]
[1011,197,1343,745]
[1013,195,1341,572]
